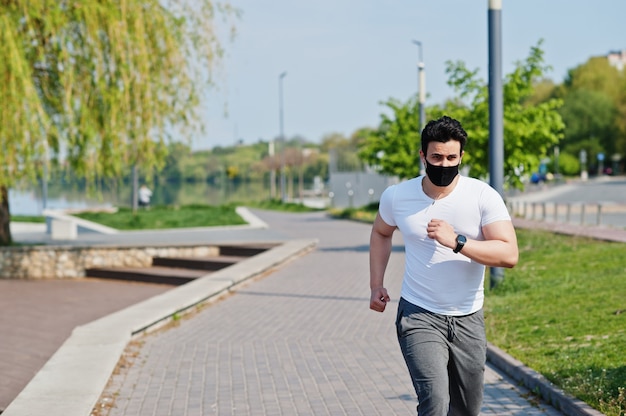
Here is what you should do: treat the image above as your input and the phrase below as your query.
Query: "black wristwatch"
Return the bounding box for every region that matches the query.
[453,234,467,253]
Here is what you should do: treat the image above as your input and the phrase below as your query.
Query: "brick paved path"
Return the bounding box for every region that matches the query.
[99,210,563,416]
[0,279,171,412]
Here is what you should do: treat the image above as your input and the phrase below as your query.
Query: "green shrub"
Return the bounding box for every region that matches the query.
[558,152,581,176]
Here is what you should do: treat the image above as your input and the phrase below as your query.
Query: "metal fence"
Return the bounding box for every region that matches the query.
[508,200,626,228]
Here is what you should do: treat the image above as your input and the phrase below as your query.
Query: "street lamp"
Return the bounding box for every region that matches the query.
[488,0,505,288]
[412,40,426,175]
[278,71,287,202]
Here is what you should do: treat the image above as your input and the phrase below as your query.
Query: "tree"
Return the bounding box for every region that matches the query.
[321,132,364,172]
[358,98,421,178]
[556,56,626,165]
[525,78,557,107]
[0,0,237,245]
[161,142,194,183]
[558,89,618,155]
[562,56,623,101]
[359,42,564,190]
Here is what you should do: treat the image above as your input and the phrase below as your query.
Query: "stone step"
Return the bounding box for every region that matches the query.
[152,255,245,271]
[84,243,278,286]
[86,266,209,286]
[218,243,277,257]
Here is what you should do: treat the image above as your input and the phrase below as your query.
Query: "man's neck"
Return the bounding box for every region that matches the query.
[421,175,460,200]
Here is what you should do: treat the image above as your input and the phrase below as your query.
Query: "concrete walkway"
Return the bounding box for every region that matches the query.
[4,208,618,416]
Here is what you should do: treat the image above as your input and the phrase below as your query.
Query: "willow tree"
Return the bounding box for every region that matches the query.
[0,0,236,245]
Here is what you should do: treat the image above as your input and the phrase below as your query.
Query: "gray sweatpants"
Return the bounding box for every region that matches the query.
[396,298,486,416]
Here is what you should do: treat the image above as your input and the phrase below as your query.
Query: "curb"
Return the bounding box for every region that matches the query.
[236,206,269,229]
[43,209,119,235]
[487,344,605,416]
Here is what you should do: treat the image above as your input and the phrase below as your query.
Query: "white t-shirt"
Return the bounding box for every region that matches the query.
[378,175,511,316]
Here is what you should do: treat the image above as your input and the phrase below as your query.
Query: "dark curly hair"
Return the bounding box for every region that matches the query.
[421,116,467,154]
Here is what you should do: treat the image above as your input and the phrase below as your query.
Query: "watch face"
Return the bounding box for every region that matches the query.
[454,235,466,253]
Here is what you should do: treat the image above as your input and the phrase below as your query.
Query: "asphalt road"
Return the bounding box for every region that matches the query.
[508,176,626,228]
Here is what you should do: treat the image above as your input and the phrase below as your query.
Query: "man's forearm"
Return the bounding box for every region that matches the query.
[457,238,518,268]
[369,231,393,289]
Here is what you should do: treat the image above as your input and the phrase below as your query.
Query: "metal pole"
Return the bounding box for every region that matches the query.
[412,40,426,175]
[488,0,505,288]
[279,71,287,203]
[132,164,138,212]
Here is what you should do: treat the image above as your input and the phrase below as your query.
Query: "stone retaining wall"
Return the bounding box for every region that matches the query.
[0,244,220,280]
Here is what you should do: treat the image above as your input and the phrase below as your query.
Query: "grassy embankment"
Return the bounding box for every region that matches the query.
[11,202,625,415]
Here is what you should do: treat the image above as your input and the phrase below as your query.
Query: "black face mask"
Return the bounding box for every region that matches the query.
[425,160,459,187]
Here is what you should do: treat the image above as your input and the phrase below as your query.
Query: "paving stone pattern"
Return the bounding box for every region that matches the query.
[100,211,564,416]
[0,279,171,412]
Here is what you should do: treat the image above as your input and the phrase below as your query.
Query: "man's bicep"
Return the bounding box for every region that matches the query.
[373,212,396,238]
[482,220,517,243]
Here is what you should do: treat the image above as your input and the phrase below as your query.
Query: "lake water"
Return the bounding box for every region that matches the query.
[9,181,274,216]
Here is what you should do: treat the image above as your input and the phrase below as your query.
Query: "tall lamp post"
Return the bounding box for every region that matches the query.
[278,71,287,202]
[488,0,505,288]
[412,40,426,175]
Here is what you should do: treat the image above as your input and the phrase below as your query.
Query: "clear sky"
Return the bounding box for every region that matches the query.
[194,0,626,150]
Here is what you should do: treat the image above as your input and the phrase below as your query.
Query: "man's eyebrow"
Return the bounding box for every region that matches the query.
[431,152,459,157]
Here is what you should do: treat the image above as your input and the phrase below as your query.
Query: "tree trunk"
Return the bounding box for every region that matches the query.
[132,165,138,214]
[287,169,293,201]
[298,166,304,201]
[0,186,13,246]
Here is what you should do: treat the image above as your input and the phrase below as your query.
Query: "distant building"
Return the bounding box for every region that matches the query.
[607,49,626,71]
[328,171,398,209]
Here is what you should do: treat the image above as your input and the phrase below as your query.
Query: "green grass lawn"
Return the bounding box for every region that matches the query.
[485,228,625,415]
[11,201,322,231]
[10,215,46,223]
[72,204,248,230]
